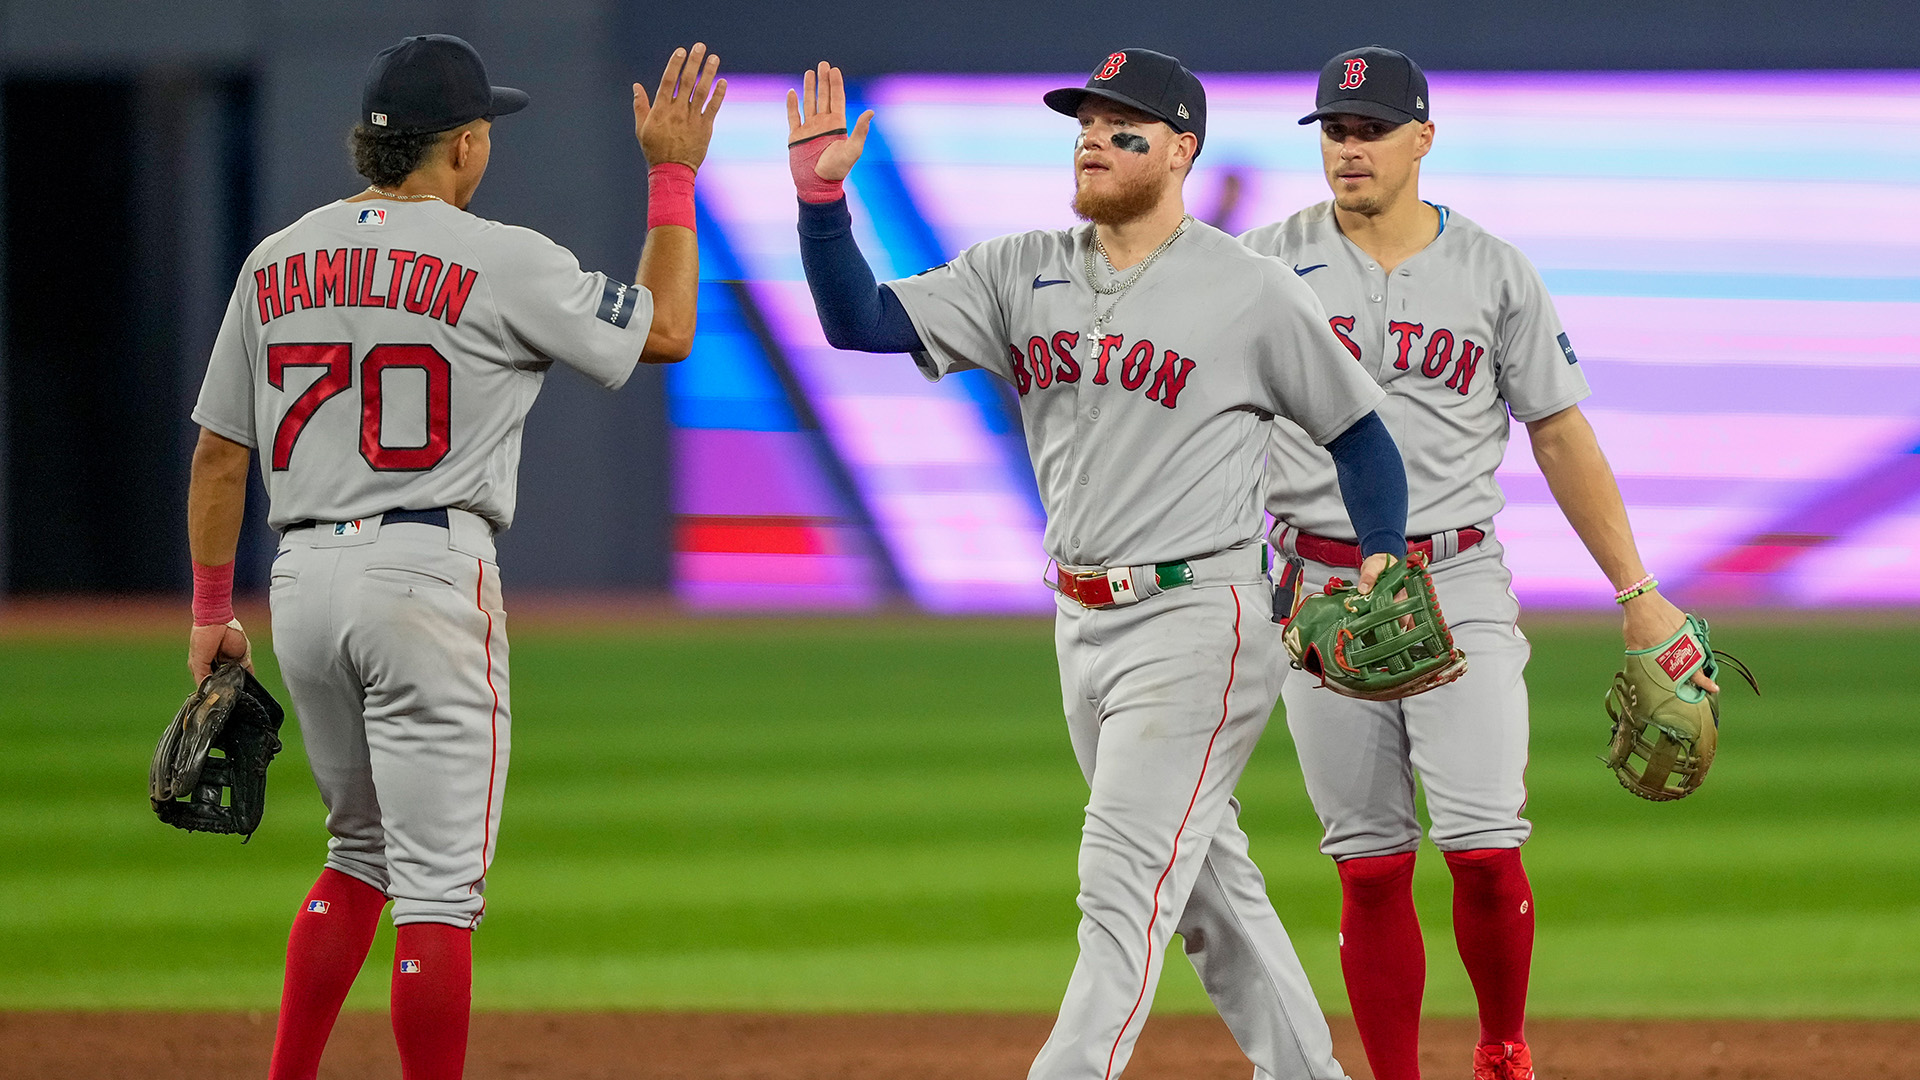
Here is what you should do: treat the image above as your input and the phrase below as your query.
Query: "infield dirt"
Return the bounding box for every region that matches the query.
[7,1012,1917,1079]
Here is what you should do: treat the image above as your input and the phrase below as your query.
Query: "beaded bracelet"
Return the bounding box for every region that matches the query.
[1614,573,1658,604]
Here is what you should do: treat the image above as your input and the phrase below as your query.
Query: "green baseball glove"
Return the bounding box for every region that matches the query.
[1282,551,1468,701]
[150,661,287,841]
[1601,613,1757,801]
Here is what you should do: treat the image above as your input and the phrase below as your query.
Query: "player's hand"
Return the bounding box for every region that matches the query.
[1356,552,1394,595]
[786,61,872,182]
[189,619,254,683]
[634,43,727,170]
[1622,590,1718,693]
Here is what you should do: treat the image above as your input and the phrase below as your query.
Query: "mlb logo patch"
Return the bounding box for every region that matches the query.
[399,960,422,974]
[358,208,387,226]
[370,111,389,127]
[306,900,330,914]
[333,519,364,536]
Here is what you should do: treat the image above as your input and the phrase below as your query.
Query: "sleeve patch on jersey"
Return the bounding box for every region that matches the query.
[1557,331,1579,364]
[596,278,638,328]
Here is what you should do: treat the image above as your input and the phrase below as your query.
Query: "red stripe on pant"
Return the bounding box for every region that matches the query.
[1103,586,1243,1080]
[467,557,502,927]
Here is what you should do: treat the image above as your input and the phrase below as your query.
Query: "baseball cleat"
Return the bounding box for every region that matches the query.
[1472,1040,1534,1080]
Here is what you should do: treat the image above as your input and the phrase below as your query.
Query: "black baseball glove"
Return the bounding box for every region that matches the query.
[150,661,286,841]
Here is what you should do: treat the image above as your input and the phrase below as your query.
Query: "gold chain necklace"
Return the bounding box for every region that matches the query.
[363,185,442,203]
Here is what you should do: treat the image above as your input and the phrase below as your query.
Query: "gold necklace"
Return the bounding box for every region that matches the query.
[363,185,442,203]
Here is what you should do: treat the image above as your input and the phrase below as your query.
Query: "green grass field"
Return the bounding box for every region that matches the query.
[2,616,1916,1016]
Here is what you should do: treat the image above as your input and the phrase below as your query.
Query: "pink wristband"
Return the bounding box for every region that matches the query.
[789,129,848,204]
[646,162,697,231]
[192,560,237,627]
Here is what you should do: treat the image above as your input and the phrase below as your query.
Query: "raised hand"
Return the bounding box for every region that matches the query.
[634,43,727,170]
[785,60,873,184]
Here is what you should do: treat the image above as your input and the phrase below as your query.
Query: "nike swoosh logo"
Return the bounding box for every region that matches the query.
[1293,264,1328,276]
[1033,275,1071,289]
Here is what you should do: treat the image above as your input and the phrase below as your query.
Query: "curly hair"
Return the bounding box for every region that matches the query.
[347,123,447,189]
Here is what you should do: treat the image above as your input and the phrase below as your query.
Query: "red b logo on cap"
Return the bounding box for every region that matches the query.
[1096,52,1127,80]
[1339,58,1367,89]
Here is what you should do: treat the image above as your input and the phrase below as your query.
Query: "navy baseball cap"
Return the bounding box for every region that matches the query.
[361,34,528,134]
[1299,46,1429,126]
[1044,48,1206,153]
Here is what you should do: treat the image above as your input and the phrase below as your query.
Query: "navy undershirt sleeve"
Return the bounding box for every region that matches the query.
[796,197,924,353]
[1324,411,1410,559]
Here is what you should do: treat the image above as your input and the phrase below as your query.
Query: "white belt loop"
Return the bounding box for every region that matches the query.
[1268,523,1299,560]
[1432,528,1460,563]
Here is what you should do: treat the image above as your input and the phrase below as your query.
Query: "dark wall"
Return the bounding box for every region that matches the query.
[626,0,1920,73]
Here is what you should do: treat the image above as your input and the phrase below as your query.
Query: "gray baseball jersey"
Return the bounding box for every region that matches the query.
[886,218,1385,569]
[884,218,1379,1080]
[193,198,653,532]
[193,195,651,931]
[1240,202,1588,539]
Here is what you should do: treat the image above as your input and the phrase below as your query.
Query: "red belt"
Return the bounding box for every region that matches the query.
[1292,527,1484,569]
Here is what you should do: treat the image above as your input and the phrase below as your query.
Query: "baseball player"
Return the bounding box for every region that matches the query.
[184,35,724,1079]
[785,51,1410,1080]
[1241,47,1717,1080]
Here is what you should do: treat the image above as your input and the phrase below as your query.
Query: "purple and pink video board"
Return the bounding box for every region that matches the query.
[672,71,1920,612]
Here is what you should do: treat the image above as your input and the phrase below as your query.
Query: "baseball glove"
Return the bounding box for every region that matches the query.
[150,661,286,840]
[1282,551,1468,701]
[1602,613,1757,801]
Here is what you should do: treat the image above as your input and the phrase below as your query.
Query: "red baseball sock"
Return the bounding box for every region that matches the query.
[269,868,388,1080]
[1444,847,1534,1046]
[391,922,474,1080]
[1337,852,1425,1080]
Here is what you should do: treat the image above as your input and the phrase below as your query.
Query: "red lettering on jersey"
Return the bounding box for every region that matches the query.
[1339,58,1367,90]
[384,250,417,309]
[360,247,387,306]
[347,248,363,306]
[428,264,478,327]
[282,253,313,313]
[1119,339,1155,390]
[1007,343,1032,395]
[404,254,444,315]
[1027,335,1053,389]
[1328,315,1361,361]
[1446,338,1484,394]
[254,263,283,324]
[1146,349,1196,409]
[267,342,353,470]
[1387,321,1423,369]
[1096,52,1127,80]
[1050,331,1082,383]
[313,248,349,308]
[1420,327,1454,378]
[360,344,453,471]
[1091,335,1123,384]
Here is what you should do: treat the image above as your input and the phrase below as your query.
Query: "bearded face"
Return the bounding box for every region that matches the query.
[1070,105,1188,227]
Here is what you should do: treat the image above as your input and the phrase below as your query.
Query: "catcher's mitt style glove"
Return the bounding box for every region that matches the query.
[151,661,287,840]
[1283,552,1468,701]
[1602,613,1757,801]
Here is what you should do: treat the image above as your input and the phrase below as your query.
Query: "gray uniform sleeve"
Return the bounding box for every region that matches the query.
[884,237,1017,384]
[1249,263,1386,445]
[1493,252,1591,422]
[190,274,259,448]
[485,224,654,391]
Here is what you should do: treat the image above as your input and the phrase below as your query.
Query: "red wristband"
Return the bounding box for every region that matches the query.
[192,560,236,627]
[646,162,697,231]
[789,130,849,204]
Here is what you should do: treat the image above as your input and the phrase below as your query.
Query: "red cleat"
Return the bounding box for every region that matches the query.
[1473,1040,1534,1080]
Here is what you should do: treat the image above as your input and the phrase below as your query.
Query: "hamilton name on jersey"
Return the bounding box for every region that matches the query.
[1006,330,1198,409]
[253,247,479,328]
[1327,314,1486,396]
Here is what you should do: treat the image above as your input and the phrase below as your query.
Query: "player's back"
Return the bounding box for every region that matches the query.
[194,198,653,532]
